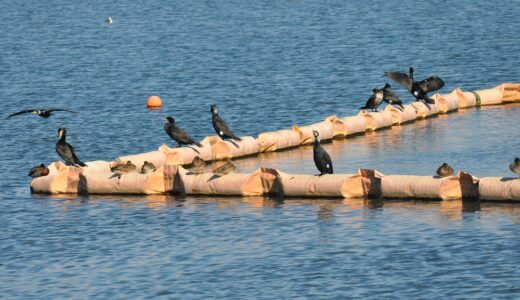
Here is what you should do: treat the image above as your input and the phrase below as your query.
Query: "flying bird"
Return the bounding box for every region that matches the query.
[8,108,79,119]
[385,67,444,104]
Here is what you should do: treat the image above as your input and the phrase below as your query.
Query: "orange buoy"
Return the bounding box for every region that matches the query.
[146,96,162,108]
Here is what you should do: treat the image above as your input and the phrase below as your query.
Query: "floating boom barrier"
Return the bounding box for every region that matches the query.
[30,83,520,201]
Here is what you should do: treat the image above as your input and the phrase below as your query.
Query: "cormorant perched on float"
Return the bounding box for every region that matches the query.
[56,127,86,167]
[164,116,202,147]
[210,104,242,141]
[313,130,333,176]
[360,83,404,112]
[385,67,444,104]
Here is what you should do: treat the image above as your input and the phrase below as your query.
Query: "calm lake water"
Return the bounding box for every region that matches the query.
[1,0,520,298]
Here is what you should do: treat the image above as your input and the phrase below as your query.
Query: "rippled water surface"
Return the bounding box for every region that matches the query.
[1,0,520,298]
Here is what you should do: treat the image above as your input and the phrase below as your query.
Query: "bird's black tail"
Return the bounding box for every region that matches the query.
[195,141,203,148]
[359,105,368,110]
[76,161,87,167]
[397,103,405,110]
[232,136,242,142]
[423,95,435,104]
[189,146,201,154]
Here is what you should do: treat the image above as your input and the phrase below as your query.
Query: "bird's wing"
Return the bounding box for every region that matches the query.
[7,109,38,118]
[322,150,333,173]
[71,149,83,165]
[56,142,75,163]
[417,76,445,93]
[384,71,413,91]
[361,94,375,109]
[173,126,196,143]
[215,117,236,137]
[383,89,401,102]
[48,109,79,114]
[69,145,86,167]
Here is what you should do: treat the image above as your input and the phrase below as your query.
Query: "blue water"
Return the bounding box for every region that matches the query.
[1,0,520,298]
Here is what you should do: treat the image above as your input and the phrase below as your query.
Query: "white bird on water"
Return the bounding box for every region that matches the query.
[105,16,113,24]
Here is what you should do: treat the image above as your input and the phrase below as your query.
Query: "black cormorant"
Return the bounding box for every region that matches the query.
[211,104,242,141]
[164,117,202,147]
[436,163,454,177]
[510,158,520,177]
[313,130,333,176]
[385,67,444,104]
[360,83,404,112]
[8,108,78,119]
[56,128,86,167]
[28,164,50,178]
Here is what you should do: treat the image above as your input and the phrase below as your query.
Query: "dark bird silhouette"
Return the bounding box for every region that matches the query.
[381,84,405,110]
[211,104,242,141]
[212,159,236,176]
[313,131,333,176]
[8,108,78,119]
[28,164,50,178]
[141,161,156,174]
[385,67,444,104]
[509,157,520,177]
[436,163,454,177]
[56,128,86,167]
[360,83,404,112]
[164,116,202,147]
